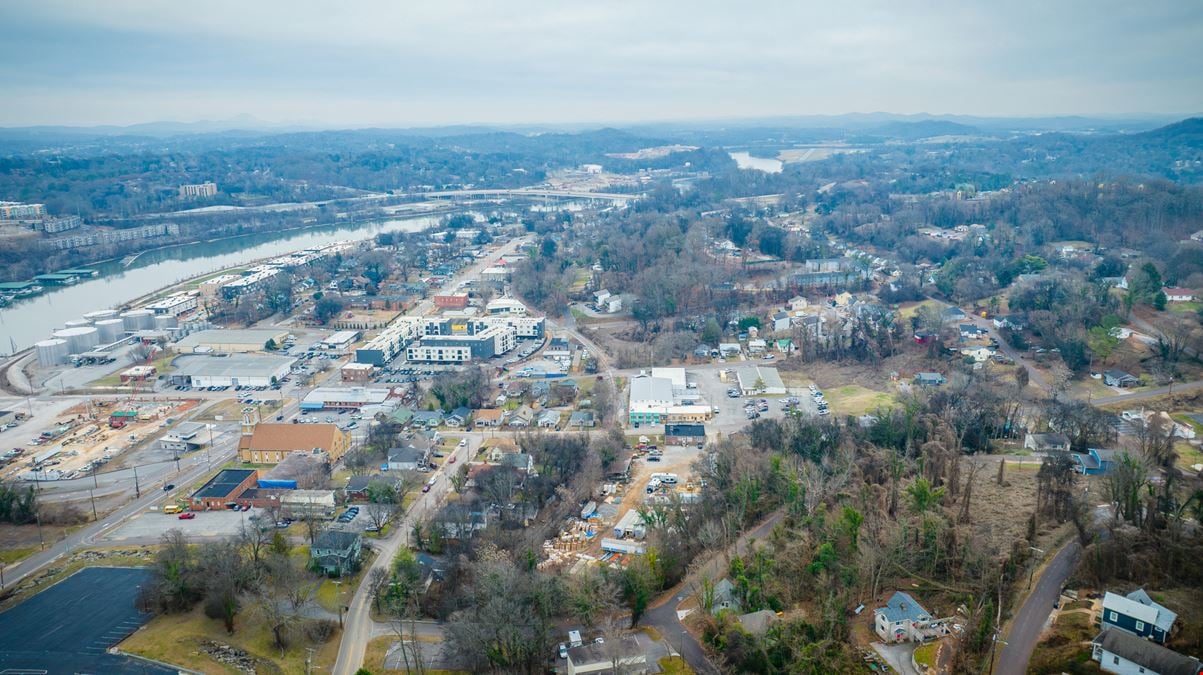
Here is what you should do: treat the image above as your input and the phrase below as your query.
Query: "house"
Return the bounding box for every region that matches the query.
[718,343,742,357]
[500,452,534,475]
[962,346,995,363]
[711,578,741,614]
[1024,432,1071,453]
[473,408,505,427]
[1102,589,1178,644]
[1163,287,1195,303]
[693,344,713,359]
[775,338,795,353]
[738,610,780,637]
[773,311,792,332]
[747,338,768,354]
[942,306,967,322]
[665,423,706,446]
[310,530,362,577]
[1073,448,1119,475]
[874,591,948,643]
[564,635,646,675]
[411,410,444,428]
[445,407,471,427]
[387,445,427,471]
[509,406,533,427]
[1104,370,1141,388]
[913,372,946,387]
[788,296,808,311]
[536,409,561,428]
[568,411,596,428]
[344,475,375,501]
[959,323,985,339]
[1092,628,1201,675]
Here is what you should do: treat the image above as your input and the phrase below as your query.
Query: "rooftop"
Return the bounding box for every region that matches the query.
[876,591,932,625]
[239,424,345,452]
[176,328,289,349]
[173,353,295,378]
[1094,628,1200,675]
[630,376,675,404]
[193,468,256,500]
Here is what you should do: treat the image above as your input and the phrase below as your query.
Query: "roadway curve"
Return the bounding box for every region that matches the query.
[994,541,1081,675]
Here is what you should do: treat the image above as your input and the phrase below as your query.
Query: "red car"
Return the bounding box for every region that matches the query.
[177,512,196,520]
[449,455,457,464]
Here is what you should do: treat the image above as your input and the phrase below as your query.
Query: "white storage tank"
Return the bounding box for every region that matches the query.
[64,319,90,329]
[53,326,100,354]
[94,318,125,343]
[83,309,118,323]
[121,309,155,332]
[34,339,69,367]
[153,314,178,330]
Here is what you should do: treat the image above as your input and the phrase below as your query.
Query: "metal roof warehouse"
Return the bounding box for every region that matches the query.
[170,353,295,387]
[190,468,258,510]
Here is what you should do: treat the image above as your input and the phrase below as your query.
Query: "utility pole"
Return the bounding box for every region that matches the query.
[133,465,141,499]
[89,488,98,521]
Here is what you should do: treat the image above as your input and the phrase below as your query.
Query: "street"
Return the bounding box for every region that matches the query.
[994,540,1082,675]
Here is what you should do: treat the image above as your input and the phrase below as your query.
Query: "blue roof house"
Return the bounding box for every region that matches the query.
[1102,589,1177,644]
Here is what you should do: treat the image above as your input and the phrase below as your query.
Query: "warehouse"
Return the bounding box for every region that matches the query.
[159,422,211,452]
[170,353,295,388]
[175,328,289,354]
[320,330,361,353]
[666,423,707,445]
[735,366,787,395]
[189,468,259,510]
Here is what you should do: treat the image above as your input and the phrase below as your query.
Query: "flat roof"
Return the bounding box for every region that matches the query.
[630,376,675,405]
[176,328,289,348]
[173,353,295,378]
[302,387,391,405]
[193,468,255,500]
[736,366,785,391]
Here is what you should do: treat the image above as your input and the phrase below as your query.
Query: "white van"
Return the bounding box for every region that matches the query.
[651,472,679,486]
[646,478,661,494]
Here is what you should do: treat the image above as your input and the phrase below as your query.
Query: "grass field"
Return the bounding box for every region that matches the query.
[1026,610,1096,675]
[913,642,938,672]
[824,385,896,416]
[659,655,696,675]
[1174,441,1203,471]
[120,605,341,675]
[0,546,36,565]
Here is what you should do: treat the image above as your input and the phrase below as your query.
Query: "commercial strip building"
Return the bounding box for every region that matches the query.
[628,370,712,426]
[189,468,258,510]
[179,182,218,198]
[320,330,361,352]
[175,328,290,354]
[159,422,212,452]
[300,386,393,411]
[170,353,295,388]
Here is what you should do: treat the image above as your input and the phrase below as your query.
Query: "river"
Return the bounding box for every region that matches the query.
[0,216,437,353]
[729,151,784,173]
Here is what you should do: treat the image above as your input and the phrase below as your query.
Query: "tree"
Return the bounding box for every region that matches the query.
[314,296,345,325]
[906,478,945,517]
[198,540,249,634]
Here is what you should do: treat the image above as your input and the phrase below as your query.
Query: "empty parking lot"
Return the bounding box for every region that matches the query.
[0,566,176,674]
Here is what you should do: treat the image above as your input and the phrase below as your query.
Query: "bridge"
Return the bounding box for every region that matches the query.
[404,188,642,202]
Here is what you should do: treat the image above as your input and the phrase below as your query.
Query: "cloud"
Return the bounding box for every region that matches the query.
[1,0,1200,126]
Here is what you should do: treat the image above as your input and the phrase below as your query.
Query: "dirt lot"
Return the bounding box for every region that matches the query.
[965,458,1045,560]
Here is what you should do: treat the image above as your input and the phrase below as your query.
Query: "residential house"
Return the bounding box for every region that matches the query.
[913,372,946,387]
[509,406,533,427]
[433,502,489,539]
[474,408,505,427]
[874,591,948,643]
[962,346,996,363]
[772,311,792,332]
[411,410,444,428]
[387,445,428,472]
[1024,432,1071,453]
[1163,288,1195,303]
[536,409,561,428]
[344,475,376,501]
[568,410,596,428]
[993,315,1025,331]
[738,610,780,637]
[942,306,968,322]
[747,338,768,354]
[500,452,534,475]
[1102,589,1178,644]
[1073,448,1119,476]
[788,296,808,311]
[718,343,742,358]
[1104,370,1140,388]
[711,578,741,615]
[959,323,985,339]
[693,344,714,359]
[1091,628,1201,675]
[310,530,362,577]
[445,407,471,427]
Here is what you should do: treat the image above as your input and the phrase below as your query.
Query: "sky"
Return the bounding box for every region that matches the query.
[1,0,1202,127]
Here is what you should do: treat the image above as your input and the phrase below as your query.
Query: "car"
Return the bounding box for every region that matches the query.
[276,521,290,528]
[241,504,251,511]
[422,484,432,493]
[177,512,196,520]
[276,414,284,421]
[559,644,568,659]
[449,455,457,464]
[162,483,175,491]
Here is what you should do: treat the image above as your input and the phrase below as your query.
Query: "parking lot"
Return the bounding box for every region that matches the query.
[691,366,817,435]
[103,503,260,543]
[0,567,175,674]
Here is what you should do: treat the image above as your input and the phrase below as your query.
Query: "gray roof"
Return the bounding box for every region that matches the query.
[876,591,932,624]
[630,376,674,404]
[313,530,361,552]
[173,353,295,378]
[1028,432,1070,449]
[1094,629,1200,675]
[345,475,373,492]
[388,446,425,463]
[1117,589,1178,633]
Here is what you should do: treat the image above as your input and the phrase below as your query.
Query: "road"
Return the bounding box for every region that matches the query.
[994,540,1081,675]
[331,434,476,675]
[1089,378,1203,406]
[640,509,785,675]
[968,315,1049,392]
[0,428,239,592]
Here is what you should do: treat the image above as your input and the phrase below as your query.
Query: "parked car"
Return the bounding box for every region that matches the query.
[178,512,196,520]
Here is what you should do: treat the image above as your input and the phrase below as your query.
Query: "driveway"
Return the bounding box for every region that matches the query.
[995,540,1082,675]
[872,642,920,675]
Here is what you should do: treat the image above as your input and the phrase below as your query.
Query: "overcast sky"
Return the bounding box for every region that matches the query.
[2,0,1201,127]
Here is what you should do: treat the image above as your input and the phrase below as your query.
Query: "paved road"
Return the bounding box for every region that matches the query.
[0,429,238,592]
[331,435,476,675]
[1090,378,1203,406]
[995,540,1081,675]
[640,510,785,675]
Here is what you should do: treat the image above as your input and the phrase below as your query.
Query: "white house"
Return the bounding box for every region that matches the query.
[961,346,995,363]
[874,592,949,643]
[1092,627,1200,675]
[1163,287,1195,303]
